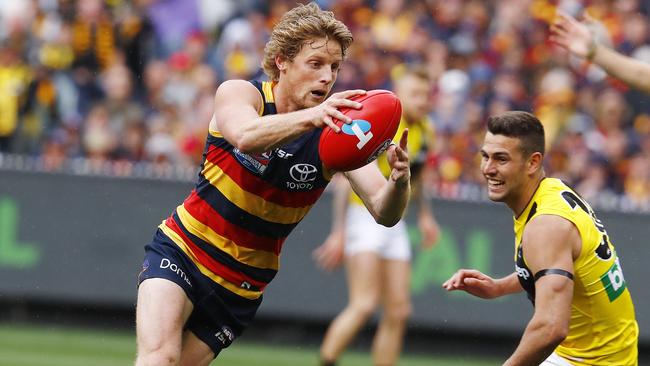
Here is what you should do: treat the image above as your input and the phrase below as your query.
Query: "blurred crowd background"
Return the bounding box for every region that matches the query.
[1,0,650,210]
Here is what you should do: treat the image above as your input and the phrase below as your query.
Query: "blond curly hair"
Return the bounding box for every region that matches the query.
[262,2,353,81]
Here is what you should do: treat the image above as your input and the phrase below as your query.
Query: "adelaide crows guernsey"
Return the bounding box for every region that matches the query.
[514,178,638,365]
[159,80,329,300]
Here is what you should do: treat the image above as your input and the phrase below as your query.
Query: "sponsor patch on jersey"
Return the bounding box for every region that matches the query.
[600,257,626,302]
[233,148,272,175]
[285,163,318,191]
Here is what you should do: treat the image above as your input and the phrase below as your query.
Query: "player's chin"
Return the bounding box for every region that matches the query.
[486,190,505,202]
[306,94,326,106]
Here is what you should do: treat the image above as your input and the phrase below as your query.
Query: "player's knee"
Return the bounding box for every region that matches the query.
[384,301,412,323]
[136,344,181,366]
[136,353,179,366]
[350,298,379,319]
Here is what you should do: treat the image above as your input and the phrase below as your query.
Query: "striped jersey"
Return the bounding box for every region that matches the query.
[159,80,330,300]
[514,178,638,365]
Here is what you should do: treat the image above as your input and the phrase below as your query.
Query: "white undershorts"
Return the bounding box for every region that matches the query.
[344,204,411,261]
[540,352,575,366]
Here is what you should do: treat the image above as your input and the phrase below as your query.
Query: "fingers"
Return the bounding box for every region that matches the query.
[388,151,410,182]
[553,11,570,28]
[312,235,345,271]
[394,137,410,165]
[332,89,366,101]
[442,269,485,290]
[322,115,340,133]
[330,98,364,110]
[399,128,409,153]
[387,131,410,183]
[313,245,341,271]
[319,91,367,131]
[583,11,596,24]
[550,20,568,36]
[312,245,330,269]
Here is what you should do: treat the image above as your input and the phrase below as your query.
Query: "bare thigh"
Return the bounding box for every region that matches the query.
[346,252,383,310]
[136,278,194,361]
[179,331,215,366]
[380,259,411,311]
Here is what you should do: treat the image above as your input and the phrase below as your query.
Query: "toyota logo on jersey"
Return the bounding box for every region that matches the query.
[289,163,317,182]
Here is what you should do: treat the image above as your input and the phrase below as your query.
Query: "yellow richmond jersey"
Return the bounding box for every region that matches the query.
[349,116,432,206]
[514,178,638,365]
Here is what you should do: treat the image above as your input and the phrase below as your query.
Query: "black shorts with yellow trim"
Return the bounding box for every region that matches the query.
[138,229,263,357]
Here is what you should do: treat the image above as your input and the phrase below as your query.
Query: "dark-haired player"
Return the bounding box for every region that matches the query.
[443,111,638,365]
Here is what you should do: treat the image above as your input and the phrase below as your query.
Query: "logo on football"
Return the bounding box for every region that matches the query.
[319,90,402,171]
[341,120,374,149]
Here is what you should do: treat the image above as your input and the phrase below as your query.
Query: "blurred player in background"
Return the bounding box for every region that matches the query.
[551,11,650,95]
[443,111,638,365]
[314,64,439,366]
[134,3,413,365]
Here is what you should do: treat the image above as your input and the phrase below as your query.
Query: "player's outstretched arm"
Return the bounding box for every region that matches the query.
[212,80,365,153]
[443,270,521,299]
[504,215,576,366]
[550,12,650,95]
[344,129,411,227]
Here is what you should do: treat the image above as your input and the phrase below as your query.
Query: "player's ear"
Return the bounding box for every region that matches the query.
[275,55,287,72]
[528,152,543,174]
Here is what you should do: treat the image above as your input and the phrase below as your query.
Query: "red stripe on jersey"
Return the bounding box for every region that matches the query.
[183,191,284,255]
[205,145,325,208]
[165,216,268,291]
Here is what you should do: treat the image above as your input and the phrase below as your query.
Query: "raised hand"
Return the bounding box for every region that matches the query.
[550,12,596,59]
[386,129,410,185]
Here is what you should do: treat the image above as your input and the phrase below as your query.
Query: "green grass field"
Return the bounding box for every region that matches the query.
[0,323,500,365]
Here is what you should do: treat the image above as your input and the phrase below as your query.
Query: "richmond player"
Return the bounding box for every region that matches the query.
[443,111,638,365]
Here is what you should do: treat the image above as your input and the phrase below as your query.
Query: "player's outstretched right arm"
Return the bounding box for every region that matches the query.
[212,80,365,154]
[442,270,522,299]
[550,12,650,95]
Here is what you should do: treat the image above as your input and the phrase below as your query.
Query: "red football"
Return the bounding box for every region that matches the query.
[319,90,402,171]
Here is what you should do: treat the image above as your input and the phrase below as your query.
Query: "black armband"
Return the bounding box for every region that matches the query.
[534,268,574,282]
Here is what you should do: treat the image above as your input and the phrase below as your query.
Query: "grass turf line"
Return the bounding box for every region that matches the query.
[0,324,499,366]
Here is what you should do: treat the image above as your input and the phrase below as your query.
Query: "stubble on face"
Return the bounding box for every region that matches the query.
[284,37,342,110]
[481,133,527,205]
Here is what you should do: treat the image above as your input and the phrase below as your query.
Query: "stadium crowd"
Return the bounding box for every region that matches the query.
[1,0,649,210]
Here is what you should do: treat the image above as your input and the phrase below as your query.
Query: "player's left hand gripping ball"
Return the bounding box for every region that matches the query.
[319,90,402,171]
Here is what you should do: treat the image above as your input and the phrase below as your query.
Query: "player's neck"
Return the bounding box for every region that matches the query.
[511,173,545,218]
[272,81,297,114]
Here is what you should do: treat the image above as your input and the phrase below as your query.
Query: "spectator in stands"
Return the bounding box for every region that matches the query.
[1,0,649,209]
[0,45,29,152]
